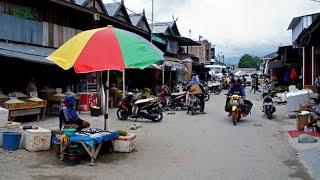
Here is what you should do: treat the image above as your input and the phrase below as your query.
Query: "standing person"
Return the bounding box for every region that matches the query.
[27,77,38,97]
[315,75,320,93]
[186,75,206,113]
[255,76,260,92]
[250,76,256,93]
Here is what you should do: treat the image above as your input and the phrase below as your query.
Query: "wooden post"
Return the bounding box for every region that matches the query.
[105,70,110,130]
[312,46,315,85]
[162,66,165,85]
[303,47,305,87]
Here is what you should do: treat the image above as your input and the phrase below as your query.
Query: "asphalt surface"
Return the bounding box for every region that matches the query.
[0,89,312,180]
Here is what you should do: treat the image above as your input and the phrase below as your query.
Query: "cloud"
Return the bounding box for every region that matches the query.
[104,0,319,57]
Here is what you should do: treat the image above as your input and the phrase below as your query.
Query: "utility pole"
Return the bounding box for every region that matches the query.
[151,0,154,42]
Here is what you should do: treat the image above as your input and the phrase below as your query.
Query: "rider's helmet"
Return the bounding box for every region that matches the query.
[233,77,241,86]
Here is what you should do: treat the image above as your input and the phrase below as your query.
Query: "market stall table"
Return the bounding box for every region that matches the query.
[60,131,120,164]
[42,94,80,115]
[4,101,46,121]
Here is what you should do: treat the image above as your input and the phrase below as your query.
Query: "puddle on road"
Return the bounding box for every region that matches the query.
[283,159,312,180]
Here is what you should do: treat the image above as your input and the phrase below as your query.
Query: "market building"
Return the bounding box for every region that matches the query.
[151,21,200,89]
[0,0,154,116]
[288,13,320,87]
[264,46,302,86]
[185,39,212,65]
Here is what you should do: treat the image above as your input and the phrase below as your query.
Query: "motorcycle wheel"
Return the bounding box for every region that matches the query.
[169,103,177,110]
[117,109,129,120]
[205,94,210,101]
[180,105,187,110]
[187,107,191,114]
[152,112,163,122]
[267,111,273,119]
[214,88,222,95]
[231,111,237,126]
[237,112,241,122]
[191,106,196,115]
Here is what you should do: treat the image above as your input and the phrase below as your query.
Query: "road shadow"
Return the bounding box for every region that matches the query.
[222,116,253,127]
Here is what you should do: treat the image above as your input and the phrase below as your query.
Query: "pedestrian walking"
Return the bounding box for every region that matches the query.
[254,76,260,92]
[250,77,256,93]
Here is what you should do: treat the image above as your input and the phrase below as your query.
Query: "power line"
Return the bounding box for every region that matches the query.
[214,42,249,55]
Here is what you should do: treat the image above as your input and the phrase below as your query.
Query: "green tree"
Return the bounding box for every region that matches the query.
[238,54,261,69]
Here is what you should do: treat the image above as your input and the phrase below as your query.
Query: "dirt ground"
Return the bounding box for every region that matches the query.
[0,89,312,180]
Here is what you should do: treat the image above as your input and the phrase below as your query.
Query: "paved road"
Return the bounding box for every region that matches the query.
[0,89,312,180]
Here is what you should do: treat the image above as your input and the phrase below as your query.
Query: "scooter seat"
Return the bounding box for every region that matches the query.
[171,92,185,96]
[135,98,156,105]
[209,82,221,87]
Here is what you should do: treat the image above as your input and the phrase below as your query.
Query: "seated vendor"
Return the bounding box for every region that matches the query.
[308,98,320,123]
[59,95,90,130]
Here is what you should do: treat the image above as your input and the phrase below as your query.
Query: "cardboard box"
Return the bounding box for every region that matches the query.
[113,133,136,153]
[297,114,309,130]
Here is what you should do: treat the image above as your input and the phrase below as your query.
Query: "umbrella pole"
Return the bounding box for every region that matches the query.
[104,70,110,131]
[162,67,165,85]
[123,70,125,98]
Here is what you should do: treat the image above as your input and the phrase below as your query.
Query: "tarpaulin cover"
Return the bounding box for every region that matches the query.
[69,131,119,147]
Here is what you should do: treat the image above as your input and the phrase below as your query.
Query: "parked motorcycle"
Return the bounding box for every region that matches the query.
[158,85,187,110]
[207,82,223,95]
[262,93,276,119]
[187,93,202,115]
[201,82,211,101]
[117,92,163,122]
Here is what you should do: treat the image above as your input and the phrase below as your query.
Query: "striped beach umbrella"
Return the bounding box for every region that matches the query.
[47,26,164,73]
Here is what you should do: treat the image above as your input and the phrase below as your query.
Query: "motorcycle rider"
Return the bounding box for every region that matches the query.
[186,75,206,113]
[225,78,246,112]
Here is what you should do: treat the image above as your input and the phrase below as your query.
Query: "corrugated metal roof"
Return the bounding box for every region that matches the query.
[153,22,174,27]
[129,14,142,26]
[104,3,121,16]
[151,22,177,34]
[267,59,284,69]
[0,42,55,65]
[74,0,86,5]
[287,13,320,30]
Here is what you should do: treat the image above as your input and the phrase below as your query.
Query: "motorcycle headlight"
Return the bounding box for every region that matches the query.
[230,100,239,106]
[264,102,273,106]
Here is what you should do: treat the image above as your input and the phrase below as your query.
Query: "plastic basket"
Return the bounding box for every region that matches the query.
[242,100,253,115]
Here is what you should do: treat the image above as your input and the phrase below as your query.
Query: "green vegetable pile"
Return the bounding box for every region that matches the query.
[269,86,289,97]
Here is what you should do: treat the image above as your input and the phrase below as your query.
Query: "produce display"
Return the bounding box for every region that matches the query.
[117,129,128,136]
[268,86,289,97]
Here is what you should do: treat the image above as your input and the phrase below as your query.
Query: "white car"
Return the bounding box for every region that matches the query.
[243,75,252,85]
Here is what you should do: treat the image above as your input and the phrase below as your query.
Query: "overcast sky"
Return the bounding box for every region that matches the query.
[103,0,319,57]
